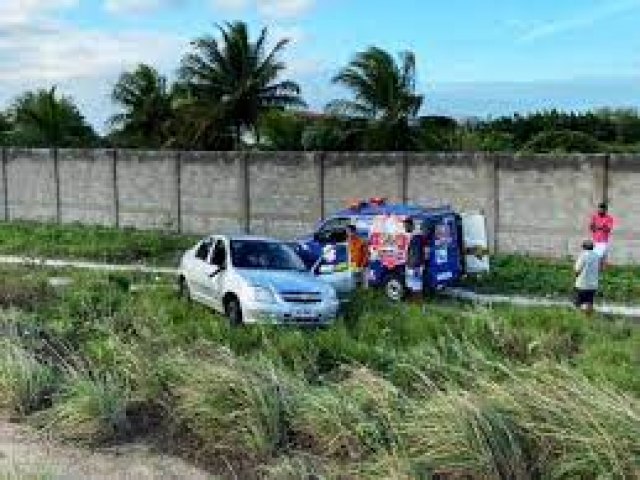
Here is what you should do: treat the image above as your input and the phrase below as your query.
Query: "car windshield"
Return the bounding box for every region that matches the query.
[230,240,307,271]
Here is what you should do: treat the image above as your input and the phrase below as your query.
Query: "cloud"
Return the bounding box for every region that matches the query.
[519,0,640,43]
[0,3,187,132]
[104,0,188,15]
[211,0,250,12]
[210,0,314,18]
[257,0,314,18]
[0,0,77,25]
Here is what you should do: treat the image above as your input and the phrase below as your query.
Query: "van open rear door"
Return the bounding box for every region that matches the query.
[460,213,490,274]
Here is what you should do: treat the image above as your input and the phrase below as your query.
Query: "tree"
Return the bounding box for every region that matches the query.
[177,21,305,149]
[110,64,174,148]
[327,46,423,150]
[0,112,11,146]
[520,130,603,153]
[9,87,98,147]
[258,110,306,150]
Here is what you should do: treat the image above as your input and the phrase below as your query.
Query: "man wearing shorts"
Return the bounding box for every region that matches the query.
[574,239,600,316]
[589,202,614,267]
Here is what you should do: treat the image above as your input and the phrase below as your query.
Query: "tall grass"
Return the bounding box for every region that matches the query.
[0,272,637,478]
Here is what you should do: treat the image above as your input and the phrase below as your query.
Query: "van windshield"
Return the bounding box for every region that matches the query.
[230,240,307,271]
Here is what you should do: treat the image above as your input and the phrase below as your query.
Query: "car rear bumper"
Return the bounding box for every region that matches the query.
[242,299,340,325]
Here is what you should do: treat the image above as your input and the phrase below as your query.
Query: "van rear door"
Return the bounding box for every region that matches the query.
[460,212,490,274]
[424,214,462,288]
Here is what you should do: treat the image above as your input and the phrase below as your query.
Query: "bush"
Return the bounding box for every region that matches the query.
[0,339,56,417]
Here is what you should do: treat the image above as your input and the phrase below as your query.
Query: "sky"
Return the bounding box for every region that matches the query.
[1,0,639,133]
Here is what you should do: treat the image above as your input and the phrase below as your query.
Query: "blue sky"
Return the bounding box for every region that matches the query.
[1,0,639,132]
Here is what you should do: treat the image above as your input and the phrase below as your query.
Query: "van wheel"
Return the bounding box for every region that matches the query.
[178,276,191,302]
[383,274,406,302]
[225,296,243,326]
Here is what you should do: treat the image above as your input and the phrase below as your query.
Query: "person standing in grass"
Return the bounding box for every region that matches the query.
[403,217,427,299]
[589,202,615,268]
[347,224,369,288]
[574,239,601,316]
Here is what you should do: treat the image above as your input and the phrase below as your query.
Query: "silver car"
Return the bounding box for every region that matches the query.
[178,235,340,326]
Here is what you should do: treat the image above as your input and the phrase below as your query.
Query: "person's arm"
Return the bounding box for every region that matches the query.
[575,255,584,278]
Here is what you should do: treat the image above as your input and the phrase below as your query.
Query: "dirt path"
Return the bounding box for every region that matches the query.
[445,287,640,319]
[0,420,213,479]
[0,255,178,275]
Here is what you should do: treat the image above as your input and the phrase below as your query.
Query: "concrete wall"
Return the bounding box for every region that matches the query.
[608,155,640,264]
[1,148,637,264]
[497,155,604,258]
[58,149,115,225]
[180,151,243,235]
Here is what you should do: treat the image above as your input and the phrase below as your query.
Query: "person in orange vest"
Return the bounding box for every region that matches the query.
[347,224,369,288]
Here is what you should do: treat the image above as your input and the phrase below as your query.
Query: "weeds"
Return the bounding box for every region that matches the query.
[0,271,636,478]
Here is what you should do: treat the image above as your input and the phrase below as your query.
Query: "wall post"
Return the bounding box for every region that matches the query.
[112,149,119,228]
[486,153,500,254]
[316,151,326,221]
[53,148,61,223]
[401,152,409,204]
[2,148,8,221]
[175,151,182,233]
[239,152,250,234]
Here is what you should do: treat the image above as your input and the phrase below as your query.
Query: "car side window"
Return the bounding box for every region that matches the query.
[211,240,227,267]
[317,217,350,243]
[195,240,212,261]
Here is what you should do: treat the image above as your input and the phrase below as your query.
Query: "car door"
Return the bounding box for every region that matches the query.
[206,238,229,311]
[187,238,213,301]
[312,242,355,296]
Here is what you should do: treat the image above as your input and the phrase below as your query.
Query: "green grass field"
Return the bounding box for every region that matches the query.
[0,221,197,265]
[0,221,638,304]
[0,265,637,479]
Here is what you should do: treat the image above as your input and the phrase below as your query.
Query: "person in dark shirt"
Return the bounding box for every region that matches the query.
[403,217,427,298]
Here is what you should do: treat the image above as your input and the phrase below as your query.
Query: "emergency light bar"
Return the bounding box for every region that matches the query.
[346,197,387,210]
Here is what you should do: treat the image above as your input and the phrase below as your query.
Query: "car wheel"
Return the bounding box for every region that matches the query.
[383,274,406,302]
[178,276,191,302]
[225,296,243,326]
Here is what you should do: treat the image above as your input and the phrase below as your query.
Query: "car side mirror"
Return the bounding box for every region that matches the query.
[208,264,224,277]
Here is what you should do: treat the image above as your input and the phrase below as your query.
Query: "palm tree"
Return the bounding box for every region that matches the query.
[327,47,423,150]
[10,87,97,147]
[178,21,305,148]
[110,64,174,148]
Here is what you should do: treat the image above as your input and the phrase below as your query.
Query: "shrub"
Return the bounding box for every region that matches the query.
[0,339,56,417]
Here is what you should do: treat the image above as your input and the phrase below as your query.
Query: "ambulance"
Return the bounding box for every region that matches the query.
[294,198,490,301]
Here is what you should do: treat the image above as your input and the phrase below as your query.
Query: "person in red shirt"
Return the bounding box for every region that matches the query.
[589,202,615,268]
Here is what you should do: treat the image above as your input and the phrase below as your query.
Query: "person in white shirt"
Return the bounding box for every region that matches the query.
[574,239,601,316]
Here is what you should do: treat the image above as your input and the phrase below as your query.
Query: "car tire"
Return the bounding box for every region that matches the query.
[383,273,406,302]
[178,276,191,302]
[225,296,243,326]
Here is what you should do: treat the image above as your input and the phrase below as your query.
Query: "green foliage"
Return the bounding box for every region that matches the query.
[520,129,603,153]
[464,254,640,304]
[259,110,306,150]
[0,221,196,265]
[7,87,98,148]
[328,47,422,151]
[109,64,175,148]
[176,21,305,149]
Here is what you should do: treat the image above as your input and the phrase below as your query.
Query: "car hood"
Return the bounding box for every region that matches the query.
[237,269,324,293]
